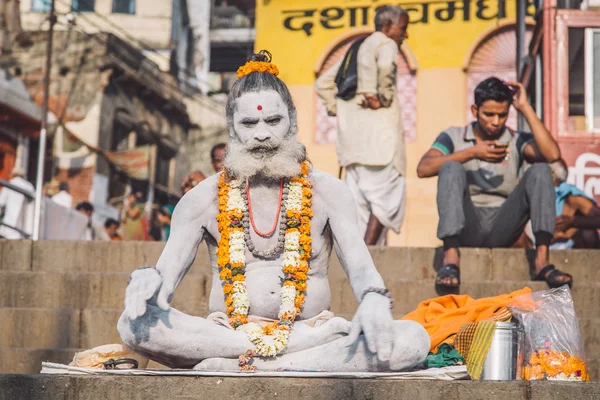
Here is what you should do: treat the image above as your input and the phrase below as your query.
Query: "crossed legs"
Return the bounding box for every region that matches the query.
[118,306,429,371]
[436,161,558,286]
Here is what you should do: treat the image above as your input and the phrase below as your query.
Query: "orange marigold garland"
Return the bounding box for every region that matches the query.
[524,350,589,381]
[236,61,279,79]
[216,162,312,364]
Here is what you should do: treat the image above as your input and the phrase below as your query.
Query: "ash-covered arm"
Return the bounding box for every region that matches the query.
[123,178,215,320]
[318,173,394,360]
[319,175,388,301]
[154,183,210,304]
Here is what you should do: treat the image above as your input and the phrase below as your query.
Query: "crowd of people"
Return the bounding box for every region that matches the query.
[18,142,227,243]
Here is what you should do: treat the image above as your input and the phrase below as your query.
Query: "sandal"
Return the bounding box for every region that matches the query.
[533,264,573,289]
[435,264,461,290]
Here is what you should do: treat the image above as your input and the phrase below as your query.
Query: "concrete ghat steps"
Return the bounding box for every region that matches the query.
[3,307,599,352]
[1,241,600,379]
[1,375,600,400]
[0,270,600,317]
[2,271,600,317]
[4,241,600,283]
[0,349,77,375]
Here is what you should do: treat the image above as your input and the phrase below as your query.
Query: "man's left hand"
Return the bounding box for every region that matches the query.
[556,215,575,232]
[506,81,527,111]
[345,292,393,361]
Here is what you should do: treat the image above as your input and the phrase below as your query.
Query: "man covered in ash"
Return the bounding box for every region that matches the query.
[118,51,429,371]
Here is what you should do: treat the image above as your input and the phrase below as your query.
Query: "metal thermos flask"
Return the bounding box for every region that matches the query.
[481,322,524,380]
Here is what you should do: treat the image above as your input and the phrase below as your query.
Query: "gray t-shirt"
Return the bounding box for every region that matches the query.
[432,123,535,207]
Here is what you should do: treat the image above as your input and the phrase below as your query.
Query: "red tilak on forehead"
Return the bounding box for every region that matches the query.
[257,105,262,111]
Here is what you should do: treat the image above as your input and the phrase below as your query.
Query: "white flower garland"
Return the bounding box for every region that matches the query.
[225,178,305,357]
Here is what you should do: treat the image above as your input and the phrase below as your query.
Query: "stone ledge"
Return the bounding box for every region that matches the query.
[0,375,598,400]
[0,349,78,375]
[2,271,600,318]
[0,271,210,314]
[28,241,210,274]
[0,240,32,272]
[0,309,80,349]
[11,240,600,283]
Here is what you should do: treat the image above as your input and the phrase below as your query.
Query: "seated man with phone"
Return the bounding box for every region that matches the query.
[416,77,571,292]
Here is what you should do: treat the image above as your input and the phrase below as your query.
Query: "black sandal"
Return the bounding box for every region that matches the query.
[533,264,573,289]
[435,264,461,290]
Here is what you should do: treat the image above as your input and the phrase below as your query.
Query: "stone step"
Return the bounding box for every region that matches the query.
[0,308,80,349]
[0,240,32,272]
[2,307,598,373]
[0,271,210,315]
[0,348,77,374]
[329,247,600,283]
[4,241,600,284]
[3,270,600,318]
[0,347,169,374]
[1,374,599,399]
[1,347,598,381]
[333,278,600,319]
[0,240,210,275]
[0,308,123,350]
[80,309,123,348]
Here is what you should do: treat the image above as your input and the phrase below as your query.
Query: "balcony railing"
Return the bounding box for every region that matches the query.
[210,6,252,29]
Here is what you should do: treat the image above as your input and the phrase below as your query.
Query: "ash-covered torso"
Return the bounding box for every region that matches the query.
[190,170,336,320]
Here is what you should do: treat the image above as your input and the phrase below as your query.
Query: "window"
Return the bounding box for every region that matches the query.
[31,0,50,12]
[154,149,172,189]
[72,0,95,12]
[568,28,586,133]
[567,28,600,134]
[112,0,135,14]
[585,29,600,133]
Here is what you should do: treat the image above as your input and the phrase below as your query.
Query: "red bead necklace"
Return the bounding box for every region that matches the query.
[246,179,284,237]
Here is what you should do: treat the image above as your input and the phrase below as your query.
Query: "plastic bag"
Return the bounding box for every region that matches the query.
[508,285,589,381]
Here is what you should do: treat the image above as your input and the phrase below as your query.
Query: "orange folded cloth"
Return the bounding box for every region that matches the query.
[401,287,532,351]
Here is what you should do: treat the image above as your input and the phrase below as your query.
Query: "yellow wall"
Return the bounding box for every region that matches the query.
[255,0,533,246]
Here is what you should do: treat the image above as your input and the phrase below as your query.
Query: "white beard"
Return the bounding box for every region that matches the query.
[224,135,306,180]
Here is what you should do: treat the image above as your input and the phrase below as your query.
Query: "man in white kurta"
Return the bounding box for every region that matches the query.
[51,182,73,209]
[315,6,409,245]
[0,168,35,239]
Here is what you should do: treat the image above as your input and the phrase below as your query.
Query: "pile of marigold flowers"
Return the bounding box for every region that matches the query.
[523,349,589,381]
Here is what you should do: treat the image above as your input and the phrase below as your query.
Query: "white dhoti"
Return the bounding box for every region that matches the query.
[207,310,338,329]
[344,164,406,246]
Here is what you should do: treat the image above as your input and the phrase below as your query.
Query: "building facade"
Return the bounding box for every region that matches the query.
[255,0,536,246]
[20,0,172,54]
[522,0,600,202]
[0,29,190,220]
[0,68,41,182]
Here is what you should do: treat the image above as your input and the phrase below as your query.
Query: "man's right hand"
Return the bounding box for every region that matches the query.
[124,267,171,320]
[360,94,383,110]
[471,141,509,163]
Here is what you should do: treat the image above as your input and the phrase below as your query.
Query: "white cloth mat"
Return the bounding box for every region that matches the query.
[41,362,468,380]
